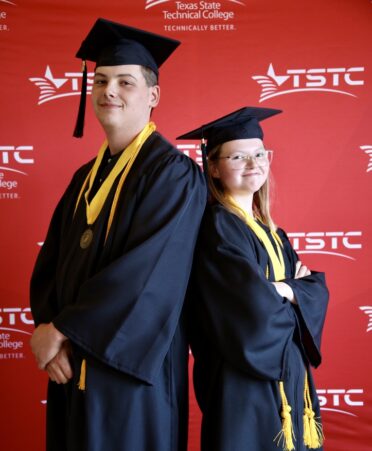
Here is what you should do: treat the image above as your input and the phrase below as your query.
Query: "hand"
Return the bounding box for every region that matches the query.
[46,341,73,384]
[272,281,296,303]
[294,261,311,279]
[30,323,67,370]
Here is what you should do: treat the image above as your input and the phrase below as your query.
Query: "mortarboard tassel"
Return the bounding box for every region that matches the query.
[303,372,324,448]
[274,381,295,451]
[73,60,88,138]
[78,358,86,391]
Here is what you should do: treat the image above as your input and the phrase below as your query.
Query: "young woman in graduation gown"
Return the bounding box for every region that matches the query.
[179,107,329,451]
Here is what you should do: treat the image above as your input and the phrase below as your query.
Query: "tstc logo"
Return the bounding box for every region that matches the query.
[177,143,203,167]
[317,388,364,417]
[0,146,34,199]
[0,146,34,175]
[288,231,362,260]
[252,63,365,102]
[0,307,34,335]
[359,306,372,332]
[145,0,245,9]
[359,145,372,173]
[29,66,94,105]
[0,307,34,360]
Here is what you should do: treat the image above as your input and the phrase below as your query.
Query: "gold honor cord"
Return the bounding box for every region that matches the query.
[74,122,156,249]
[75,122,156,393]
[227,196,286,281]
[228,197,323,450]
[242,212,285,281]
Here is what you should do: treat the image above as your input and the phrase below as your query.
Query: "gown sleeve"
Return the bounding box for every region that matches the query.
[278,229,329,368]
[30,196,63,326]
[30,165,90,326]
[51,154,206,384]
[191,206,298,381]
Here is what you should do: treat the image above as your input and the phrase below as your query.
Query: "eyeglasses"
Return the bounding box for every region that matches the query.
[216,150,273,169]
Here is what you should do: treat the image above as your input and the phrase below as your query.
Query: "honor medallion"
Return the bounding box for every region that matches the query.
[80,228,93,249]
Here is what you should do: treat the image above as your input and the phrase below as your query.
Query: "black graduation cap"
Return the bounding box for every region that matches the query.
[73,18,181,138]
[177,106,282,154]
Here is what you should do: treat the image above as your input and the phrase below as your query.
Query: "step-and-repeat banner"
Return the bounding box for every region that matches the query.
[1,0,371,450]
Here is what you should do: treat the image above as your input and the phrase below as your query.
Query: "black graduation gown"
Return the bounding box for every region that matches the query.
[188,204,329,451]
[30,132,207,451]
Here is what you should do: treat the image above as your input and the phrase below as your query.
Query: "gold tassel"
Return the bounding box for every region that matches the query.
[78,358,86,391]
[303,372,324,448]
[303,408,311,447]
[274,381,295,451]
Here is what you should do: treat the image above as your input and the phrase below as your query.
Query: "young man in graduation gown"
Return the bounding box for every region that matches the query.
[30,18,206,451]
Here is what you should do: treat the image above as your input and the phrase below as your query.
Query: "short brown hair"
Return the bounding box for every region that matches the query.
[141,66,158,87]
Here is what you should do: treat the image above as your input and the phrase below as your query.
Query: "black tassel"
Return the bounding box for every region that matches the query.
[200,138,211,197]
[73,60,88,138]
[201,138,208,180]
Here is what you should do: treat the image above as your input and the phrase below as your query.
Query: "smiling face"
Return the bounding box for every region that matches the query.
[210,138,270,198]
[91,64,160,133]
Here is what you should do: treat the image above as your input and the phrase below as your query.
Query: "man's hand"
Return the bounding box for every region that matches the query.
[30,323,67,370]
[46,341,73,384]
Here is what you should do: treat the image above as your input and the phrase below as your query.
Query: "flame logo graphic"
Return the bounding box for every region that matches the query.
[359,306,372,332]
[359,145,372,173]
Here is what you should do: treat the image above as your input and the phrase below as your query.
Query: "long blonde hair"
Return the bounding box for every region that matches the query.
[207,144,277,231]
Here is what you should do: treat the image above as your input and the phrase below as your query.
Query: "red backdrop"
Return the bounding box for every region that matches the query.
[1,0,371,450]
